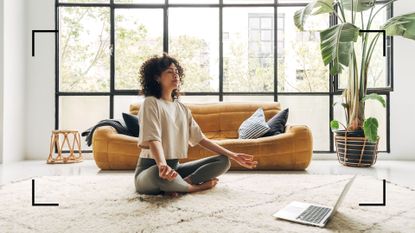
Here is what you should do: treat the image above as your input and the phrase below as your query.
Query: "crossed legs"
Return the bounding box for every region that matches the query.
[176,154,231,185]
[134,154,231,195]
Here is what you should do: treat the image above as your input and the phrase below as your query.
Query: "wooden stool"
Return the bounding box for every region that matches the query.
[47,130,83,164]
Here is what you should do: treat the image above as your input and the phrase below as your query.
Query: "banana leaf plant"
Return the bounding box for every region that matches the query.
[294,0,415,143]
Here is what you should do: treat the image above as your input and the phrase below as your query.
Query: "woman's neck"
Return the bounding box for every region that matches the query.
[161,91,173,102]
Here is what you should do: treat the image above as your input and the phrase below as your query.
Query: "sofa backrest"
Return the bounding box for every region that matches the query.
[129,100,281,139]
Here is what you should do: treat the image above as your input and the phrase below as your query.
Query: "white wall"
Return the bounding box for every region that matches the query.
[16,0,415,160]
[1,0,26,163]
[390,0,415,160]
[0,0,4,163]
[25,0,55,161]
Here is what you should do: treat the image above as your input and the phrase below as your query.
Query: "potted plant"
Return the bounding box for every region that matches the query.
[294,0,415,167]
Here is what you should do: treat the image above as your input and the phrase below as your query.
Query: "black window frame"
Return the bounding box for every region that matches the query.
[55,0,393,154]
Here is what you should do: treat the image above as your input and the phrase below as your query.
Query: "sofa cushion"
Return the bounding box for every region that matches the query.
[122,112,139,137]
[238,107,271,139]
[130,101,282,137]
[262,108,289,137]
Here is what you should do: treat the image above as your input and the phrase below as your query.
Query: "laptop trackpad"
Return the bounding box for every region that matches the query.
[274,202,309,219]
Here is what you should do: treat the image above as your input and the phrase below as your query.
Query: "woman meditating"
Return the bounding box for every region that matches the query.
[134,53,258,197]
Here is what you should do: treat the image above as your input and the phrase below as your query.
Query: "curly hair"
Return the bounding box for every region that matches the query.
[138,52,185,100]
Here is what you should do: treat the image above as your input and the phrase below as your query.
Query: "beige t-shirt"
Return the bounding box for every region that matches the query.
[137,96,205,159]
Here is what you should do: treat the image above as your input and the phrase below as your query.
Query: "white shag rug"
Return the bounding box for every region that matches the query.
[0,173,414,233]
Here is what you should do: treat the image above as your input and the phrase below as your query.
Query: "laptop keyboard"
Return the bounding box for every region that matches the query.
[296,205,331,224]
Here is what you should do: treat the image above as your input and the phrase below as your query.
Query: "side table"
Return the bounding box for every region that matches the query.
[47,130,83,164]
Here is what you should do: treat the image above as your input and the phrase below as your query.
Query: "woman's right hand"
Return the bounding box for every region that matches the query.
[158,164,178,181]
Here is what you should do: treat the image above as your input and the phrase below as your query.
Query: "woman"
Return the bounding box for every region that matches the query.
[134,53,258,197]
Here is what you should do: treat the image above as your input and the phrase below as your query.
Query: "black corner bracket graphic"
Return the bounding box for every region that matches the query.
[32,179,59,206]
[359,179,386,206]
[359,30,387,57]
[31,30,59,57]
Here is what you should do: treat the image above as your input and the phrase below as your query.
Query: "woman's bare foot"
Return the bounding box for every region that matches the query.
[188,178,219,193]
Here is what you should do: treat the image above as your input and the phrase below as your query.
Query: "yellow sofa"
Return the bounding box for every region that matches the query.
[92,101,313,171]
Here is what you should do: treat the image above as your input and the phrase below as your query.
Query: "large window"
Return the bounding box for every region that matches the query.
[56,0,393,153]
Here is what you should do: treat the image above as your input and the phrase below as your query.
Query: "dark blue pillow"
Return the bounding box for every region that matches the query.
[122,112,139,137]
[261,108,289,137]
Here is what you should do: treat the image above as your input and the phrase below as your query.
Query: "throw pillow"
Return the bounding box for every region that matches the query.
[261,108,289,137]
[238,107,271,139]
[122,112,139,137]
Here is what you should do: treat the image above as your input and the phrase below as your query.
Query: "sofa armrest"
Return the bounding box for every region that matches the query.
[259,124,313,169]
[93,125,138,144]
[92,125,139,169]
[207,124,313,170]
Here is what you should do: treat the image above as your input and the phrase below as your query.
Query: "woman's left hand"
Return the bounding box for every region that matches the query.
[230,152,258,169]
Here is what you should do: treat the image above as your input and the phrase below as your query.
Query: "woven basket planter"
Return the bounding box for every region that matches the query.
[334,130,379,167]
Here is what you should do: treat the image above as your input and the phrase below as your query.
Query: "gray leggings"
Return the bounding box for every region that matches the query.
[134,154,231,195]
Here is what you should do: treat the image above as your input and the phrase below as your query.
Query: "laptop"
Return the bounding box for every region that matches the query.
[272,175,356,227]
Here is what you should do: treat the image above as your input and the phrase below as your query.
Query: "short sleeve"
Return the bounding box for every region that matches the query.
[138,97,162,144]
[187,108,205,147]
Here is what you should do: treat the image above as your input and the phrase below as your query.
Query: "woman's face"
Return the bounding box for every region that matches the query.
[158,63,180,91]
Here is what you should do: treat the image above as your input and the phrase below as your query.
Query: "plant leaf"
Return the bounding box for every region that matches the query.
[320,23,360,75]
[333,101,349,108]
[294,0,334,31]
[361,93,386,107]
[343,0,376,12]
[383,12,415,40]
[330,120,340,131]
[363,117,379,143]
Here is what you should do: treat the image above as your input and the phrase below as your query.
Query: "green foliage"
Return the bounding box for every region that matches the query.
[60,8,217,92]
[342,0,376,12]
[114,13,160,90]
[330,120,340,131]
[170,35,216,92]
[320,23,360,75]
[383,12,415,40]
[294,0,334,31]
[60,4,335,94]
[295,0,415,147]
[361,93,386,108]
[60,7,111,92]
[222,41,273,92]
[288,30,330,92]
[363,117,379,143]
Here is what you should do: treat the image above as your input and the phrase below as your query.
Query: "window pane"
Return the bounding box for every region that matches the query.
[339,6,389,89]
[59,96,109,150]
[114,0,164,3]
[60,0,109,3]
[180,95,219,103]
[223,0,274,3]
[170,0,218,3]
[278,7,329,92]
[223,7,274,92]
[278,96,330,151]
[169,8,219,92]
[114,96,143,120]
[333,94,387,151]
[115,9,163,90]
[278,0,312,3]
[223,95,274,102]
[59,7,110,92]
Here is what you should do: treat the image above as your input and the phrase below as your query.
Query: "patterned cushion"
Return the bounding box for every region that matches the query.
[238,108,271,139]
